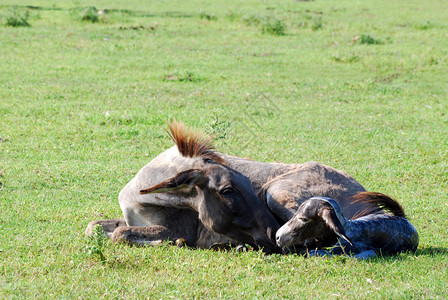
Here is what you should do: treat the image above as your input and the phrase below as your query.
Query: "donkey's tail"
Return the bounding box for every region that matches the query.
[350,192,406,219]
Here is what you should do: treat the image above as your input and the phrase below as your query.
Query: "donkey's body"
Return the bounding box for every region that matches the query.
[87,121,372,249]
[331,214,419,256]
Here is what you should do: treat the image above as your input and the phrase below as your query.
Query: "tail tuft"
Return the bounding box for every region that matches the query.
[350,192,406,219]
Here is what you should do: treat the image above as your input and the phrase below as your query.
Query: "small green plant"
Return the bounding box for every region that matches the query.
[4,7,30,27]
[225,11,240,22]
[311,16,323,31]
[331,55,360,63]
[85,225,107,263]
[261,17,286,36]
[242,14,262,26]
[206,114,231,140]
[199,11,217,21]
[416,21,435,30]
[428,57,439,65]
[163,71,204,82]
[81,6,99,23]
[354,34,383,45]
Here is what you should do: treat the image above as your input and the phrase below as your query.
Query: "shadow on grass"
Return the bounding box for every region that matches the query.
[364,246,448,263]
[414,246,448,256]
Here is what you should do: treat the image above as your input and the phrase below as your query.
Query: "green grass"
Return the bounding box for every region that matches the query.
[1,0,447,297]
[2,7,31,27]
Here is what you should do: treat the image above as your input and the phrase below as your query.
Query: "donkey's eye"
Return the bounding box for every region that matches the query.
[299,217,310,223]
[220,187,234,195]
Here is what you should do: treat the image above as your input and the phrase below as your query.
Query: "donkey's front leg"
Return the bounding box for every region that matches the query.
[85,219,127,238]
[111,225,192,247]
[266,188,298,222]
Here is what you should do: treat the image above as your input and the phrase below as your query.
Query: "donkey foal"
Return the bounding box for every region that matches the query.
[276,192,419,259]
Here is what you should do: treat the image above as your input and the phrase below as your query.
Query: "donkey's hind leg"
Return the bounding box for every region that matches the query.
[85,219,127,238]
[111,225,192,247]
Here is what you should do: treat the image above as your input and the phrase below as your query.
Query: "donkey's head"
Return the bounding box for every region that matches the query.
[276,197,352,249]
[140,163,281,253]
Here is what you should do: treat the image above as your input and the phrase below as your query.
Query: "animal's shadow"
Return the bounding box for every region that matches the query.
[414,246,448,256]
[357,246,448,263]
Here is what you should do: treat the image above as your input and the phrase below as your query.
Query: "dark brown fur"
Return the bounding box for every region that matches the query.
[350,192,406,219]
[139,164,281,253]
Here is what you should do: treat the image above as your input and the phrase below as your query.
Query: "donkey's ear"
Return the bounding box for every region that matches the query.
[320,208,353,246]
[139,169,206,195]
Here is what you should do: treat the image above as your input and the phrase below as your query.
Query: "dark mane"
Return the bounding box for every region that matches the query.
[167,120,227,165]
[350,192,406,219]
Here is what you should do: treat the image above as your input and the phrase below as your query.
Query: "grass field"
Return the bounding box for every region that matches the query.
[1,0,447,298]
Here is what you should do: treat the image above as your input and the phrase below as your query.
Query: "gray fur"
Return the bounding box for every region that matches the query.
[87,138,373,249]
